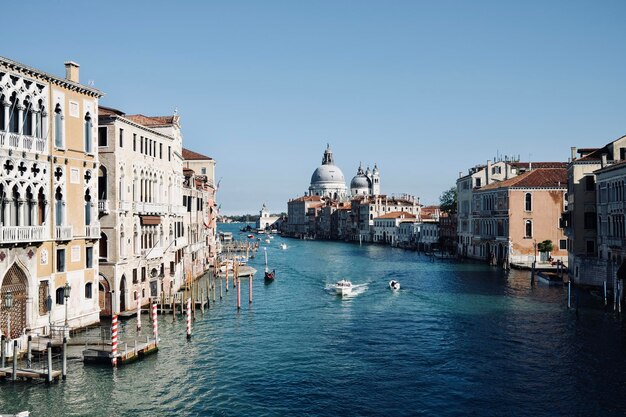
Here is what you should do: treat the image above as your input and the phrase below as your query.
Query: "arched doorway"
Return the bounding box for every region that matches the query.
[1,263,28,339]
[119,275,127,312]
[98,274,112,317]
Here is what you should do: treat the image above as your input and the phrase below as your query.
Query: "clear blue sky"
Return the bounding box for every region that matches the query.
[5,1,626,214]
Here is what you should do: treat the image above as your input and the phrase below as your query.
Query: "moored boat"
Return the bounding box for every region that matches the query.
[264,248,275,281]
[280,243,287,250]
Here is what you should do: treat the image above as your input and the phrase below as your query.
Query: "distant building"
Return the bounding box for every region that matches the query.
[373,212,417,245]
[256,204,279,230]
[308,145,348,200]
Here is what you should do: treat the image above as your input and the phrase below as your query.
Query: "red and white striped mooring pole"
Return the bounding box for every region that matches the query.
[111,315,118,367]
[152,302,158,344]
[137,296,142,331]
[186,297,192,340]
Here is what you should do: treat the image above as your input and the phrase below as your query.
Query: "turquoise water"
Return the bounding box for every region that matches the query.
[2,223,626,416]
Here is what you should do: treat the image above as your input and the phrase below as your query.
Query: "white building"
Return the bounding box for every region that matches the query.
[350,163,380,196]
[308,145,348,200]
[256,204,279,230]
[98,106,185,314]
[373,212,417,245]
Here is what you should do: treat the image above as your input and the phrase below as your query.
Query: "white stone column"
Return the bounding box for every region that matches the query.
[2,103,9,132]
[17,106,24,135]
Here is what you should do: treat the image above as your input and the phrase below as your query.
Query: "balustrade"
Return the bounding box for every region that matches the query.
[55,225,73,240]
[0,130,48,153]
[0,226,48,244]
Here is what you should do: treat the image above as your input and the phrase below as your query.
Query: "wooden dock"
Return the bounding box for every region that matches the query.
[83,338,158,366]
[0,367,62,381]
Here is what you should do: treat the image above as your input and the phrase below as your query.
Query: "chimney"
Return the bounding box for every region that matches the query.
[601,153,607,168]
[486,160,492,184]
[64,61,80,83]
[570,147,577,161]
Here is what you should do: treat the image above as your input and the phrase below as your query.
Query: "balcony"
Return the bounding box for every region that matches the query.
[119,200,132,213]
[55,226,73,241]
[142,246,164,259]
[0,131,48,154]
[171,204,186,216]
[133,202,168,215]
[85,224,100,239]
[189,241,205,253]
[175,236,188,249]
[0,226,48,244]
[606,237,626,248]
[608,202,625,213]
[98,200,110,214]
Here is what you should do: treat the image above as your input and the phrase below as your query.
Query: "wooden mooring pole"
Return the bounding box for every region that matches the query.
[46,342,53,383]
[27,335,32,369]
[12,341,17,382]
[62,337,67,380]
[1,335,5,369]
[249,273,253,304]
[237,277,241,310]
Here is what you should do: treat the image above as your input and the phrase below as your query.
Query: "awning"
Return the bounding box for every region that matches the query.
[140,215,161,225]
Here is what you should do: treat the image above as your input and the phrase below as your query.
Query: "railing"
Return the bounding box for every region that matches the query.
[171,204,186,216]
[608,202,624,213]
[85,224,100,238]
[175,236,188,249]
[134,202,168,214]
[98,200,110,214]
[190,241,205,253]
[142,246,164,259]
[55,225,73,240]
[605,237,626,247]
[0,226,48,244]
[119,200,132,212]
[0,130,48,154]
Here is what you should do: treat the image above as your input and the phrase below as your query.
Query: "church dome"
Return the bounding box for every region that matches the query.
[311,164,346,185]
[350,174,370,190]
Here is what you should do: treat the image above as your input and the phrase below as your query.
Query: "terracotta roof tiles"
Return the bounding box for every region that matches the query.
[182,148,213,161]
[479,168,567,190]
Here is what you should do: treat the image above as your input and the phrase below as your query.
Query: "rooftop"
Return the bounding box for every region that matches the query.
[479,168,567,190]
[182,148,213,161]
[375,211,417,219]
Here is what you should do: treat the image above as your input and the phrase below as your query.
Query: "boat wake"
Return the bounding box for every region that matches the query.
[324,283,368,297]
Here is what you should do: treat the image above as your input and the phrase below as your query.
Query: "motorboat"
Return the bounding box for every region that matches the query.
[336,279,353,296]
[280,243,287,250]
[265,238,271,244]
[247,234,255,239]
[389,280,400,291]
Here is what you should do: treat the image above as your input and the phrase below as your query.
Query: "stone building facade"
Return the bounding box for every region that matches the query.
[0,57,103,349]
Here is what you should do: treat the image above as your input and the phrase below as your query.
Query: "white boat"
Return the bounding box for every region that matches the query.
[336,279,353,296]
[280,243,287,250]
[265,238,271,243]
[389,280,400,291]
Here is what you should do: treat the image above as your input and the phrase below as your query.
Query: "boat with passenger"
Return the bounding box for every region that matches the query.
[389,280,400,291]
[336,280,353,296]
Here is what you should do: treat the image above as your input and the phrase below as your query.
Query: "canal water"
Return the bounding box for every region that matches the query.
[2,223,626,416]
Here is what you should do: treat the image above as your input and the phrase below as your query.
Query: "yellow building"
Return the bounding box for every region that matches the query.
[0,57,103,352]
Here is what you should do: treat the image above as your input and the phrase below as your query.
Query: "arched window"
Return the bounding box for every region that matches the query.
[56,287,65,305]
[35,100,44,138]
[38,187,46,225]
[84,112,93,153]
[23,98,33,136]
[84,189,92,225]
[98,166,107,200]
[54,104,63,148]
[8,93,18,133]
[525,220,532,238]
[55,187,64,226]
[99,232,108,260]
[0,94,5,130]
[11,185,20,226]
[525,193,532,211]
[85,282,93,299]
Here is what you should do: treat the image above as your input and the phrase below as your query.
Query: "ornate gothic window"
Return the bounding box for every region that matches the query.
[54,104,63,148]
[84,112,93,153]
[55,187,64,226]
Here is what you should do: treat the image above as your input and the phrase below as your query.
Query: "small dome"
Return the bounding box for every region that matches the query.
[350,174,370,190]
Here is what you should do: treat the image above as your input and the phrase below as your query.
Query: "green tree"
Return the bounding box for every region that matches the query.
[439,187,457,214]
[537,240,553,254]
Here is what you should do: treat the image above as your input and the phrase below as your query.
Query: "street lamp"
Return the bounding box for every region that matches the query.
[63,282,71,329]
[4,291,13,340]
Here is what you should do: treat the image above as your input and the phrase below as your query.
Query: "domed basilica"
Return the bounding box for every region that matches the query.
[308,145,380,200]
